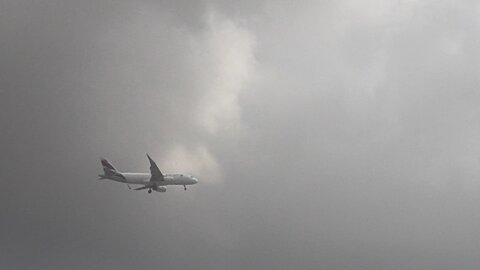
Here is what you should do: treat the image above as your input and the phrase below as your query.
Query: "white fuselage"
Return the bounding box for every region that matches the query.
[105,172,198,186]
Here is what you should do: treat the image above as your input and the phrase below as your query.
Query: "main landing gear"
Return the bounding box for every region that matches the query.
[184,185,187,191]
[148,189,152,194]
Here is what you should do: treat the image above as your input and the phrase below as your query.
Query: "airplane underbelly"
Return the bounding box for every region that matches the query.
[166,180,184,185]
[128,179,150,185]
[124,176,150,185]
[156,180,176,186]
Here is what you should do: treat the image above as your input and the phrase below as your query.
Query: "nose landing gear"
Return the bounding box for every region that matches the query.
[148,189,152,194]
[184,185,187,191]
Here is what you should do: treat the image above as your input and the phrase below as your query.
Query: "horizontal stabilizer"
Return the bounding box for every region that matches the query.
[134,186,150,191]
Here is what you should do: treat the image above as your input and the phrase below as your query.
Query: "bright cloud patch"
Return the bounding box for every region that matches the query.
[160,144,221,184]
[157,12,257,184]
[195,12,256,135]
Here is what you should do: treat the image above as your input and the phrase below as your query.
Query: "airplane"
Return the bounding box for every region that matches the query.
[98,154,198,193]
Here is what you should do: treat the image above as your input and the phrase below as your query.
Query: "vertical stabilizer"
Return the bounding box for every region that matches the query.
[100,157,118,176]
[98,157,125,180]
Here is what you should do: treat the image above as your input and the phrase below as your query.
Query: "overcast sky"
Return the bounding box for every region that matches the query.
[2,0,480,269]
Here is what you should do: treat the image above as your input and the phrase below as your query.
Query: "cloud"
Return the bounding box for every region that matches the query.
[154,10,257,183]
[194,11,257,135]
[160,144,221,183]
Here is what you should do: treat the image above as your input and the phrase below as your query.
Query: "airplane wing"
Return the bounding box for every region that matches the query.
[147,154,164,182]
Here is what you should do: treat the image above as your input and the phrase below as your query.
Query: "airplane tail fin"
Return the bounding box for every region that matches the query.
[100,157,119,177]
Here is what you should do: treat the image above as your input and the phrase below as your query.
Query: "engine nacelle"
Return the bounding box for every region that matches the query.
[153,186,166,192]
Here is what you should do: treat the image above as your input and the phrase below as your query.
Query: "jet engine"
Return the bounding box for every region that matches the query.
[153,186,167,192]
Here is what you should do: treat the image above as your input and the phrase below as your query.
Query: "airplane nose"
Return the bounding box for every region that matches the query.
[193,177,198,184]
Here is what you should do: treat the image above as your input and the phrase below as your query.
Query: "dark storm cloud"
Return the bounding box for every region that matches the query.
[2,0,480,269]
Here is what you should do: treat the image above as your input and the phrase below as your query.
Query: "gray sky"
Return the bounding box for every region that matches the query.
[2,0,480,269]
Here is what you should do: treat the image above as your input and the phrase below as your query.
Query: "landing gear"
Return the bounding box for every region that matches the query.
[148,189,152,194]
[184,185,187,191]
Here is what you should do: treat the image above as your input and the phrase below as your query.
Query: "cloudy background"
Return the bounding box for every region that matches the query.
[2,0,480,269]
